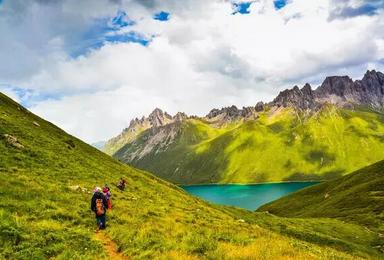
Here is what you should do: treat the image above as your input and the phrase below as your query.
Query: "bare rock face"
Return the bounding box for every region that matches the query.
[316,76,354,98]
[207,105,255,121]
[125,108,177,133]
[255,101,264,112]
[148,108,173,128]
[3,134,24,149]
[173,112,188,122]
[241,106,256,117]
[356,70,384,106]
[206,105,240,119]
[272,70,384,110]
[129,117,145,128]
[272,83,317,110]
[314,70,384,107]
[206,108,221,119]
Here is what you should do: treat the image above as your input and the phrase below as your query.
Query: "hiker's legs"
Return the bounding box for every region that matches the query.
[100,215,106,229]
[96,216,103,229]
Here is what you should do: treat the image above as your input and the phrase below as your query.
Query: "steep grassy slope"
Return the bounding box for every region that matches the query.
[104,125,149,155]
[3,92,379,258]
[115,105,384,184]
[258,160,384,234]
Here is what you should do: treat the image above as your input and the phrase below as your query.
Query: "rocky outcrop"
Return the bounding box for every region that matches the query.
[206,104,262,122]
[3,134,24,149]
[127,108,186,131]
[174,112,188,122]
[206,105,241,120]
[272,83,317,110]
[255,101,265,112]
[241,106,256,117]
[273,70,384,110]
[148,108,173,128]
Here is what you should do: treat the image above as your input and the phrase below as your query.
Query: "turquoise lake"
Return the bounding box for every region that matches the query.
[182,182,319,210]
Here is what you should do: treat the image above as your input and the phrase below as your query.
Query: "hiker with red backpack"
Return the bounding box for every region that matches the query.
[102,185,112,210]
[90,187,108,232]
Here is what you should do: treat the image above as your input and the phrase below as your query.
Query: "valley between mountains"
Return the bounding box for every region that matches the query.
[104,70,384,184]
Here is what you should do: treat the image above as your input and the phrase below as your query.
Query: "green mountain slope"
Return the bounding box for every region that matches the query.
[115,105,384,184]
[4,92,379,258]
[258,160,384,234]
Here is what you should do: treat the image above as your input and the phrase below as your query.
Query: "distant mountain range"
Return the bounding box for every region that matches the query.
[91,140,106,150]
[104,70,384,184]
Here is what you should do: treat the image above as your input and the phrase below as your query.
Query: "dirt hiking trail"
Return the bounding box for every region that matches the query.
[94,232,129,260]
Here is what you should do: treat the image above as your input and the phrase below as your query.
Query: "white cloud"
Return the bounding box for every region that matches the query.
[0,0,383,142]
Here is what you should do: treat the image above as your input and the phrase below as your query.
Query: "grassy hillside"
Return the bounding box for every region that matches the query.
[115,105,384,184]
[258,160,384,234]
[1,92,383,258]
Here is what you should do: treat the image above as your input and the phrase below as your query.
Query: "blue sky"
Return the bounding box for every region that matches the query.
[233,2,253,14]
[274,0,287,10]
[153,11,170,21]
[0,0,383,142]
[233,0,287,14]
[71,10,153,57]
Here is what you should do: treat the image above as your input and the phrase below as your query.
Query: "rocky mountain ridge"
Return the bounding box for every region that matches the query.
[121,70,381,125]
[104,70,384,155]
[273,70,384,109]
[103,108,189,154]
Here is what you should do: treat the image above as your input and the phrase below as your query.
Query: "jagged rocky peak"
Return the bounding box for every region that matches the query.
[206,105,241,119]
[356,70,384,106]
[314,70,384,106]
[173,112,188,122]
[206,103,266,121]
[271,70,384,110]
[148,108,173,128]
[361,70,384,86]
[315,75,354,98]
[241,106,255,117]
[301,83,313,94]
[125,108,189,132]
[272,83,316,110]
[255,101,265,112]
[128,116,145,128]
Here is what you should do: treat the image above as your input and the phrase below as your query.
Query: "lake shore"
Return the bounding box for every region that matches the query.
[179,180,323,187]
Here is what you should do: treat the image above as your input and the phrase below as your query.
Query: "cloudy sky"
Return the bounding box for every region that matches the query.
[0,0,383,143]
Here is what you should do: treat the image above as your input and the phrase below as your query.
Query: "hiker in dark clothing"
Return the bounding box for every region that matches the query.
[117,178,126,191]
[91,187,108,232]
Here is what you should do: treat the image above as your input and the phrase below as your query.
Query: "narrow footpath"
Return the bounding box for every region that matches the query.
[94,232,129,260]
